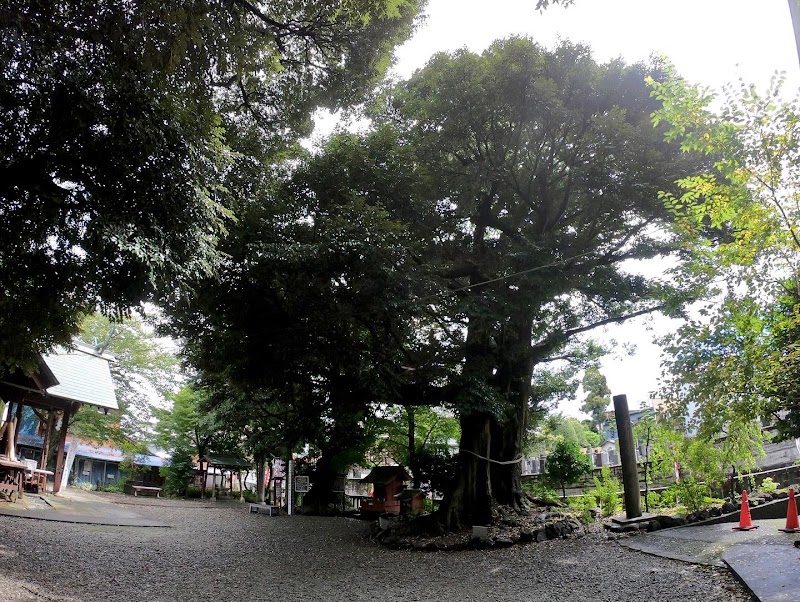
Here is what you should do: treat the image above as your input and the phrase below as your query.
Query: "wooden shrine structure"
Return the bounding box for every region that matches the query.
[0,342,118,500]
[199,454,252,501]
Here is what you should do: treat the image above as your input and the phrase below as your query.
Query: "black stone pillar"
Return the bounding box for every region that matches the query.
[613,394,641,519]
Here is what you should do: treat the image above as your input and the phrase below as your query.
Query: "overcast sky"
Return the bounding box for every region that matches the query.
[316,0,799,417]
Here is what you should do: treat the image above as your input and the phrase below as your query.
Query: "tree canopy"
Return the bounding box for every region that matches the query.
[378,38,701,528]
[581,367,611,431]
[0,0,422,371]
[168,37,704,529]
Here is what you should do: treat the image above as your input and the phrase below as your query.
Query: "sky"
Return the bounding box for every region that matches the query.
[316,0,800,418]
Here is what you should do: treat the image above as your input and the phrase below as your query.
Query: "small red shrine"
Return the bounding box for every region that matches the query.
[359,466,411,516]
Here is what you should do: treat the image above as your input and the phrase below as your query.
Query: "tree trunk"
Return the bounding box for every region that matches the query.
[439,412,493,530]
[489,313,535,509]
[304,452,340,512]
[407,407,421,488]
[255,454,266,504]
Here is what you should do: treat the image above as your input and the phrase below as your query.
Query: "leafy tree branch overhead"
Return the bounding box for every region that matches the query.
[0,0,423,372]
[651,70,800,449]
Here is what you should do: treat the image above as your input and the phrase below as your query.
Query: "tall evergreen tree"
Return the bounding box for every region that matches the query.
[581,367,611,431]
[373,39,701,529]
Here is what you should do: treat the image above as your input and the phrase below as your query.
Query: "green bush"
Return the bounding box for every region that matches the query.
[242,489,257,503]
[759,477,779,494]
[545,440,593,498]
[592,466,621,517]
[99,480,126,493]
[160,445,195,497]
[659,487,677,508]
[523,480,559,503]
[675,478,710,513]
[186,485,202,498]
[566,495,597,524]
[645,490,661,510]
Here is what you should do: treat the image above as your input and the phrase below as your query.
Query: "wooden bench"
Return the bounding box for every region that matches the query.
[0,458,26,502]
[25,469,53,494]
[249,503,279,516]
[131,485,162,498]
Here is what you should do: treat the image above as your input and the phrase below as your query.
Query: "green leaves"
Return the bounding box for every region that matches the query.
[1,0,424,371]
[581,367,611,430]
[545,439,592,498]
[651,69,800,450]
[74,313,181,443]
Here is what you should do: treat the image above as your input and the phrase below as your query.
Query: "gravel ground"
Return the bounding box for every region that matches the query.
[0,500,752,602]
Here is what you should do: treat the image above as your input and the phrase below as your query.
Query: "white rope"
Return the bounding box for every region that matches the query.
[461,449,523,465]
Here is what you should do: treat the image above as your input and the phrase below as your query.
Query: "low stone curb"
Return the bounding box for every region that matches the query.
[371,516,586,551]
[605,491,792,535]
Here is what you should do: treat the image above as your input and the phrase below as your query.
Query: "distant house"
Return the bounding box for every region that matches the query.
[72,443,164,488]
[17,430,165,489]
[599,406,655,442]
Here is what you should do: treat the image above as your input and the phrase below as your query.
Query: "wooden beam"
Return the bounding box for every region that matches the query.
[40,410,52,471]
[12,399,23,451]
[52,403,74,494]
[2,398,15,457]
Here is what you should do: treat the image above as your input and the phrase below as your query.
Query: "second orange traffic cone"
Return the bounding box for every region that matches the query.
[779,487,800,533]
[732,490,758,531]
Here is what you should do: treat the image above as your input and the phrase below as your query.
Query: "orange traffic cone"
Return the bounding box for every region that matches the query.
[780,487,800,533]
[732,490,759,531]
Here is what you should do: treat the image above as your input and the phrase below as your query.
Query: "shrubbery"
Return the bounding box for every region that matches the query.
[673,478,710,513]
[759,477,779,494]
[566,495,597,523]
[160,445,195,497]
[592,466,621,517]
[98,480,126,493]
[524,480,559,503]
[645,490,661,510]
[545,440,592,499]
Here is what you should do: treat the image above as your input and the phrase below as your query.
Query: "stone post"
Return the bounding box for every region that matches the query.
[613,394,641,519]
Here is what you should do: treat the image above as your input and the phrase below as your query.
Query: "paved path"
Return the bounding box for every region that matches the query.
[621,518,799,601]
[0,489,169,527]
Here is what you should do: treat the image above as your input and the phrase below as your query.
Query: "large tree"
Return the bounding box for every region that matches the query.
[0,0,422,371]
[171,38,700,530]
[165,128,423,508]
[373,39,700,529]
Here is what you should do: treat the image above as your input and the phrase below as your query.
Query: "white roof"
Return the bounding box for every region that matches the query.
[42,343,119,410]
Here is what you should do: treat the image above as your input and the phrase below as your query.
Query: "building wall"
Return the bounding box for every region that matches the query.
[74,458,121,488]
